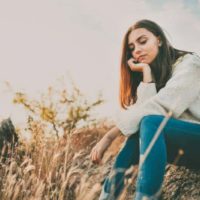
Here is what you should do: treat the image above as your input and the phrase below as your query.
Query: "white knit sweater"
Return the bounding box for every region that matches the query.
[114,52,200,136]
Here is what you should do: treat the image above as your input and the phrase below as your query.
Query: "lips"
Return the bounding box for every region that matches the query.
[137,55,147,62]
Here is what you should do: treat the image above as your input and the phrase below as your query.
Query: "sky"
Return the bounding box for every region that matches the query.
[0,0,200,126]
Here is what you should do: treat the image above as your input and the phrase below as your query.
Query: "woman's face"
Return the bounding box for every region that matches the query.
[128,28,160,64]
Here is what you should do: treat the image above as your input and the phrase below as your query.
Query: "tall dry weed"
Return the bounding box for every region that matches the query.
[0,81,112,200]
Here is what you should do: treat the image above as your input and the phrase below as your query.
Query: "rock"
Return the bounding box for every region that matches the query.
[0,118,18,153]
[162,165,200,200]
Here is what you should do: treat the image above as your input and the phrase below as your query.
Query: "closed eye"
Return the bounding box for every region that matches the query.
[139,40,147,45]
[128,40,147,52]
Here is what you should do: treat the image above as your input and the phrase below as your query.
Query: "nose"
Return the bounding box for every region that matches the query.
[134,45,142,56]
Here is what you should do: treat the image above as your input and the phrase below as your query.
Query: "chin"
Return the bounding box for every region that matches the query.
[144,60,151,64]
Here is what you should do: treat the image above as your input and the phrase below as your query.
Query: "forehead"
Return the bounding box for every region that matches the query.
[128,28,154,43]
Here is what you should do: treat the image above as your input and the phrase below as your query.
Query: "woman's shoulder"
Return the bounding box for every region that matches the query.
[172,52,200,72]
[190,52,200,64]
[183,52,200,63]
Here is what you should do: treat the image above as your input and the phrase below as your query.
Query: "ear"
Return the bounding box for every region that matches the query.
[157,36,162,47]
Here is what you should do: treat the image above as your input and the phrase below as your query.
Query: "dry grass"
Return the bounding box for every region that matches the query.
[0,120,125,200]
[1,118,200,200]
[2,83,199,200]
[1,81,123,200]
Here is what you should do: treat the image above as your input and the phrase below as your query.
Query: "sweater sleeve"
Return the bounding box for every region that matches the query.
[136,82,157,105]
[115,53,200,136]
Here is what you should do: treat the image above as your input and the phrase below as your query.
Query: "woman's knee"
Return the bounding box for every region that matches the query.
[139,115,167,159]
[139,115,165,139]
[140,115,164,129]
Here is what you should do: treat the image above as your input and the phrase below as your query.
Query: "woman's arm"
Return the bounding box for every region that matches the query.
[143,65,153,83]
[128,59,158,105]
[115,53,200,136]
[90,126,122,164]
[136,65,157,105]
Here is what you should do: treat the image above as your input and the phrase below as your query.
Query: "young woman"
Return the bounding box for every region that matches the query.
[90,19,200,200]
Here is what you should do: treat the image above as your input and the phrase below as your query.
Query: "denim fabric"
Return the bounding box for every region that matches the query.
[99,115,200,200]
[99,133,140,200]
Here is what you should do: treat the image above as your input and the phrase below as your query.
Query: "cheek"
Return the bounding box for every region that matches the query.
[149,42,159,57]
[146,43,159,63]
[142,41,156,53]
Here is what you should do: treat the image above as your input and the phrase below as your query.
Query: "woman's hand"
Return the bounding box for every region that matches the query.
[90,138,110,164]
[90,127,121,164]
[127,58,150,72]
[127,58,153,83]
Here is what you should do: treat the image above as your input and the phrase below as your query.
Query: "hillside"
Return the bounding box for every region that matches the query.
[0,120,200,200]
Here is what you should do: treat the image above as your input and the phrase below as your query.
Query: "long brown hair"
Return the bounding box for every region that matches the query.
[119,19,191,109]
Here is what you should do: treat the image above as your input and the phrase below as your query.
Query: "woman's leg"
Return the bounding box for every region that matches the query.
[135,115,200,200]
[164,117,200,168]
[99,132,140,200]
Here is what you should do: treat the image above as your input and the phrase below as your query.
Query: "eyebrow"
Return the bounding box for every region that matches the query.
[128,34,147,47]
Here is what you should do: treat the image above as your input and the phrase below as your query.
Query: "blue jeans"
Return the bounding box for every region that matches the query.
[99,115,200,200]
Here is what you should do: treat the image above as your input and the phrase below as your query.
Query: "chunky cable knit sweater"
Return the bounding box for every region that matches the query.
[114,52,200,136]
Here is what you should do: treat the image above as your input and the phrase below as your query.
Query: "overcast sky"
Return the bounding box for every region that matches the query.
[0,0,200,125]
